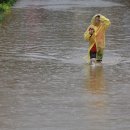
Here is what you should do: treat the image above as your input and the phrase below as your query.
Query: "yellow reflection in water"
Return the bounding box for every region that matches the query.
[84,65,108,129]
[84,64,107,109]
[85,65,105,95]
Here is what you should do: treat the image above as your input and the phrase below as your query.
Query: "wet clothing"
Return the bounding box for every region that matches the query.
[91,44,96,52]
[84,14,111,63]
[90,43,97,59]
[90,51,96,59]
[96,49,104,61]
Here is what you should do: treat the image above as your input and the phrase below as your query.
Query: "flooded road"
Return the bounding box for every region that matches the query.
[0,0,130,130]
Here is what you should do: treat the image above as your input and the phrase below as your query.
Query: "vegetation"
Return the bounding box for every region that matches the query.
[0,0,16,23]
[0,0,17,12]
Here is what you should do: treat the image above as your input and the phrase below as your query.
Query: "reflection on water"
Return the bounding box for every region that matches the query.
[85,65,105,94]
[84,65,109,130]
[0,11,12,29]
[84,65,107,110]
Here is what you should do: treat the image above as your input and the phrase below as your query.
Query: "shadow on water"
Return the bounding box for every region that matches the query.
[0,7,13,30]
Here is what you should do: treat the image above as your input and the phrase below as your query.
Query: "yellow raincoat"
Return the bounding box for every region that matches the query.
[84,14,111,62]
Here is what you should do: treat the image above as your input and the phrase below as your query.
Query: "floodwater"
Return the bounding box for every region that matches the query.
[0,0,130,130]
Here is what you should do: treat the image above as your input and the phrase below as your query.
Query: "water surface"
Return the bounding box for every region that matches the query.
[0,0,130,130]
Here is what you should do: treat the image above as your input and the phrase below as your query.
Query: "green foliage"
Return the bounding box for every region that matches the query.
[0,3,10,13]
[0,0,16,4]
[0,0,17,11]
[0,0,16,24]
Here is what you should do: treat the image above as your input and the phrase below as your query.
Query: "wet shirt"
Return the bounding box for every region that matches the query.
[90,44,96,52]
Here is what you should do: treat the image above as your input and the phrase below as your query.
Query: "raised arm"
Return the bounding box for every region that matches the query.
[100,15,111,30]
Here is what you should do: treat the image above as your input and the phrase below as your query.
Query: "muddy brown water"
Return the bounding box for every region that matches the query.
[0,0,130,130]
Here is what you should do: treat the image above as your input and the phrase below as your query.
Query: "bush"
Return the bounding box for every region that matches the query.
[0,0,16,4]
[0,0,16,24]
[0,3,10,13]
[0,0,16,12]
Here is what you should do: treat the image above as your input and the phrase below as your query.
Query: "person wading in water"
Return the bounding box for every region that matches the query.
[84,14,111,65]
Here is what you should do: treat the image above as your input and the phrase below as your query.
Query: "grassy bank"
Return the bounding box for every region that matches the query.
[0,0,17,23]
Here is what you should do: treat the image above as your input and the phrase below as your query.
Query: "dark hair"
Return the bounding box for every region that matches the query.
[96,15,100,18]
[89,27,94,32]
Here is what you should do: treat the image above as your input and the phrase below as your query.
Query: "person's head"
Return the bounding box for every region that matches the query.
[95,15,100,25]
[89,27,95,34]
[89,27,94,31]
